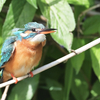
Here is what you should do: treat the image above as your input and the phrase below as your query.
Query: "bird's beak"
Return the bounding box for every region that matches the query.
[39,29,57,34]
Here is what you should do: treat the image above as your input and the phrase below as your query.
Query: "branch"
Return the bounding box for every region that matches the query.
[0,38,100,88]
[1,85,10,100]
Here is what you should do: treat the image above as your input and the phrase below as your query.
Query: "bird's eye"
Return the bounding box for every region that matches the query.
[32,28,36,32]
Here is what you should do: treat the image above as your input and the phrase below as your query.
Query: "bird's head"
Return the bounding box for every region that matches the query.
[17,22,56,46]
[19,22,56,47]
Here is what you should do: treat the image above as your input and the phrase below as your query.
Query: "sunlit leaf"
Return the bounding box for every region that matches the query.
[90,44,100,80]
[0,0,6,12]
[83,15,100,35]
[67,0,93,8]
[0,37,3,45]
[7,74,40,100]
[38,0,76,52]
[2,0,36,40]
[70,38,85,73]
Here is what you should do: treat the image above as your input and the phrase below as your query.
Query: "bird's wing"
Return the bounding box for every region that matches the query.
[0,36,16,67]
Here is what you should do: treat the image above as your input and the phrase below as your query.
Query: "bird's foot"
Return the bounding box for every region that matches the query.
[29,71,34,77]
[11,74,18,84]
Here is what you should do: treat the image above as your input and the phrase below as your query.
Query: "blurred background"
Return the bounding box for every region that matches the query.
[0,0,100,100]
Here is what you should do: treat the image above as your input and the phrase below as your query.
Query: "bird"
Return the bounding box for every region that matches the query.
[0,22,56,84]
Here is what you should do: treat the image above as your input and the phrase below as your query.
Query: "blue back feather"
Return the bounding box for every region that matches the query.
[1,36,16,53]
[0,32,21,77]
[0,36,16,67]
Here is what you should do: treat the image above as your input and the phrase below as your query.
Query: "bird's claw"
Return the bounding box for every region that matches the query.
[11,74,18,84]
[29,71,34,77]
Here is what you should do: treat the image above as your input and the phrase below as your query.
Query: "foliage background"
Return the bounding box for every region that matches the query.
[0,0,100,100]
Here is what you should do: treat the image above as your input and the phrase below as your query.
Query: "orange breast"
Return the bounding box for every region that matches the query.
[4,39,44,78]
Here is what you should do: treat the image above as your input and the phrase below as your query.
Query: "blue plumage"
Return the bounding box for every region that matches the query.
[0,31,24,67]
[13,31,23,41]
[1,36,16,53]
[0,36,16,78]
[1,44,14,65]
[0,36,16,67]
[24,22,45,30]
[0,31,23,68]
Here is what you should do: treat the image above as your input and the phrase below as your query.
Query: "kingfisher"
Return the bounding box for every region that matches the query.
[0,22,56,84]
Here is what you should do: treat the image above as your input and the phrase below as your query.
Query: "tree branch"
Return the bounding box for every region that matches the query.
[0,38,100,88]
[1,85,10,100]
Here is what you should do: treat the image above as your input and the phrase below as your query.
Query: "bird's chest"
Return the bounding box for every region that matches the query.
[12,41,43,76]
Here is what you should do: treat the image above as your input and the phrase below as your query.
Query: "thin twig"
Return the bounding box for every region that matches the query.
[1,85,10,100]
[77,3,100,37]
[0,38,100,88]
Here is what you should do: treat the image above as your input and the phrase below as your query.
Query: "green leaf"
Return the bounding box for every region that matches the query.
[83,15,100,35]
[82,50,92,82]
[66,0,93,8]
[7,74,40,100]
[91,80,100,100]
[71,72,89,100]
[0,0,6,12]
[0,37,3,59]
[46,78,63,100]
[64,61,73,100]
[38,0,76,52]
[0,18,3,36]
[74,6,87,22]
[41,66,63,81]
[2,0,36,40]
[26,0,37,9]
[90,44,100,80]
[0,37,3,45]
[70,38,85,73]
[47,45,64,59]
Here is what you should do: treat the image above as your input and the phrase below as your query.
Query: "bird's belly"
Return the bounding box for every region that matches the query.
[14,65,33,77]
[12,54,39,77]
[4,56,35,77]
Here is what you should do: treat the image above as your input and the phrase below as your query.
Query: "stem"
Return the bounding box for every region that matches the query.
[1,85,10,100]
